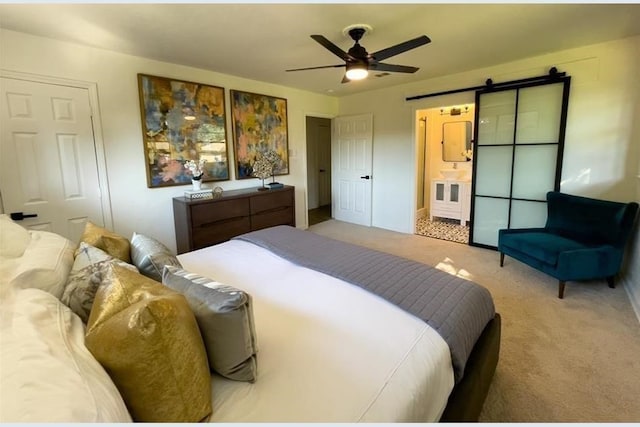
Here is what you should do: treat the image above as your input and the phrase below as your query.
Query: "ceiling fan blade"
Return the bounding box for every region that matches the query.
[371,35,431,62]
[286,64,344,72]
[370,62,419,74]
[311,35,357,61]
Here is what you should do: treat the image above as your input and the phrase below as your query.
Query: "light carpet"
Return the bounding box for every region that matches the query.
[308,219,640,422]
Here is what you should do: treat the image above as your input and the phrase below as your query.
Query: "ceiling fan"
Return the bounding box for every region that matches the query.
[286,25,431,83]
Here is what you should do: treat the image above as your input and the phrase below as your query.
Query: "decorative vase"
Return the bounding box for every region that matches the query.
[192,179,202,191]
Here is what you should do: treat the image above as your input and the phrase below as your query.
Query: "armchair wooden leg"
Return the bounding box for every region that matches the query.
[606,276,615,289]
[500,253,504,267]
[558,281,566,299]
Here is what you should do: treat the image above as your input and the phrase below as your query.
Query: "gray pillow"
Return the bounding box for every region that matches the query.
[61,242,138,323]
[162,266,258,383]
[130,232,182,282]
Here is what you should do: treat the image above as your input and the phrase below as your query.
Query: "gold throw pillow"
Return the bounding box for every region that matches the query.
[85,264,212,422]
[78,221,131,263]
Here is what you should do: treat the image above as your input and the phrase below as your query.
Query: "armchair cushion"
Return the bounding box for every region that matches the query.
[556,245,621,281]
[499,231,586,267]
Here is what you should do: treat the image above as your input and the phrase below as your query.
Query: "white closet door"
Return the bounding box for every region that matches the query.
[0,77,106,243]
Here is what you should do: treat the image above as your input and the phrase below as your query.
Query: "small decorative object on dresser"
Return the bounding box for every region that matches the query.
[252,158,273,191]
[184,189,214,200]
[185,159,206,191]
[263,149,282,184]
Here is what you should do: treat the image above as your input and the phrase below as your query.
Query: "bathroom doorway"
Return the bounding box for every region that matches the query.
[415,104,474,244]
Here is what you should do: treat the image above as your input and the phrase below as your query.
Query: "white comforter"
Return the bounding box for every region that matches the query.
[178,239,454,423]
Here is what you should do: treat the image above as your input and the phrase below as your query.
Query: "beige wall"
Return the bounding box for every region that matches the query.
[338,36,640,235]
[620,62,640,320]
[1,30,638,307]
[338,35,640,313]
[0,29,339,253]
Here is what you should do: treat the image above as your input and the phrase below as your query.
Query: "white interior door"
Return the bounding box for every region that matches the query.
[0,77,105,243]
[332,114,373,226]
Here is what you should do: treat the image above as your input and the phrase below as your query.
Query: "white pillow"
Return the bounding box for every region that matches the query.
[0,288,132,422]
[7,230,75,299]
[0,214,31,258]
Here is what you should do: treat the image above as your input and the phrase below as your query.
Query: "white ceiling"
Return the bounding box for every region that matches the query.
[1,3,640,97]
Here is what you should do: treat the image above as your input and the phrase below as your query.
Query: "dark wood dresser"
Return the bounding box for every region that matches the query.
[173,185,295,254]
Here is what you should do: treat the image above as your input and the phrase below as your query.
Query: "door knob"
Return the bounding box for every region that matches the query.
[10,212,38,221]
[360,175,371,180]
[319,169,326,172]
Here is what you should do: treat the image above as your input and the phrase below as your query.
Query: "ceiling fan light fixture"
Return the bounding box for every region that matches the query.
[345,63,368,80]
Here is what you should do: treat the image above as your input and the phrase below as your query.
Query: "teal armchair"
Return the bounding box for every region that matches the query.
[498,191,638,298]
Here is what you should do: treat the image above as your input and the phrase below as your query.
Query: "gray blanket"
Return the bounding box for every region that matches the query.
[234,225,495,383]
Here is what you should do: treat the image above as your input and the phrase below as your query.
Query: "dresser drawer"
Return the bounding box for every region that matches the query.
[250,189,293,215]
[192,217,251,249]
[251,206,294,231]
[191,198,249,227]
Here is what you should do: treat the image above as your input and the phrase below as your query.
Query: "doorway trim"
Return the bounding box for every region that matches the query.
[1,69,113,229]
[410,92,476,235]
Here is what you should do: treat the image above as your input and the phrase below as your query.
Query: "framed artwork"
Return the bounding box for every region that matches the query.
[137,74,230,188]
[230,90,289,179]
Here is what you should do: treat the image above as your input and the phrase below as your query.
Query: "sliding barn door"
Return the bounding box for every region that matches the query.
[470,77,571,249]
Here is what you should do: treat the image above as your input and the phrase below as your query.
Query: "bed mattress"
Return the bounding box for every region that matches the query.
[178,239,455,422]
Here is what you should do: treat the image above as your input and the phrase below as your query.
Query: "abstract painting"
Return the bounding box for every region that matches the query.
[230,90,289,179]
[137,74,229,188]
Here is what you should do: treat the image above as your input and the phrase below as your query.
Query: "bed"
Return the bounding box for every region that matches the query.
[1,218,499,422]
[177,225,501,422]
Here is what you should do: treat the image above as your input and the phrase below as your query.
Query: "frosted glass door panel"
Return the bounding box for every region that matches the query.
[450,184,459,202]
[436,183,444,201]
[512,145,558,200]
[472,198,510,247]
[510,200,548,229]
[516,83,563,144]
[477,91,516,146]
[474,146,513,197]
